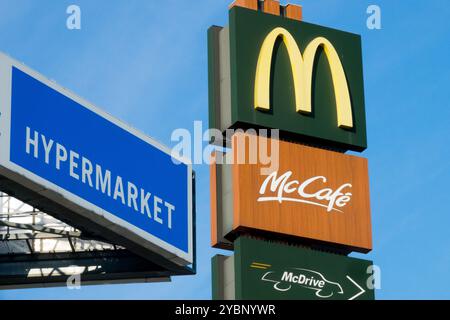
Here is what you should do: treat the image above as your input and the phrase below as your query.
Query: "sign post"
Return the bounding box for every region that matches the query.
[208,0,374,301]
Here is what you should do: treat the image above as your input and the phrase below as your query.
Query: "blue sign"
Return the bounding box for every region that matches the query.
[5,67,192,263]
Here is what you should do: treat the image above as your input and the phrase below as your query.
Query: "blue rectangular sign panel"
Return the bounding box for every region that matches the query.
[0,57,192,265]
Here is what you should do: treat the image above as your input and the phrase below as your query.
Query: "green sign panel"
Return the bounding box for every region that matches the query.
[208,7,367,151]
[212,237,375,300]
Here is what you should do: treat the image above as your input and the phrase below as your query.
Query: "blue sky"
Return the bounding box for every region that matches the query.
[0,0,449,300]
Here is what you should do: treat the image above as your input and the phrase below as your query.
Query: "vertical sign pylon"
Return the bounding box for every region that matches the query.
[208,0,374,300]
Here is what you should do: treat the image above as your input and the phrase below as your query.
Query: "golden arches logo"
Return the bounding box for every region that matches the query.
[254,27,354,129]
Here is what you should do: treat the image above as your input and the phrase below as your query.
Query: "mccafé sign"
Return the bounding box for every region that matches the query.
[211,133,372,253]
[258,170,353,213]
[208,6,367,151]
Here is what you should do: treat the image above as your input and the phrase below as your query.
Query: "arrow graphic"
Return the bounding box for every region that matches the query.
[346,276,366,300]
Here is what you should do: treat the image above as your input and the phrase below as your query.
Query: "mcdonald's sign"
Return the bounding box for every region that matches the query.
[208,6,367,151]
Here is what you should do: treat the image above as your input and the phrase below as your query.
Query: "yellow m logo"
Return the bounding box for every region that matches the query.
[254,27,354,129]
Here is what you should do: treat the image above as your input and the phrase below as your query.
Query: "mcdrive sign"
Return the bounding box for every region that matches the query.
[0,53,193,265]
[232,237,375,300]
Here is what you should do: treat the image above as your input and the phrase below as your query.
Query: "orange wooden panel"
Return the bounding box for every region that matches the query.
[231,133,372,253]
[229,0,258,10]
[285,4,302,21]
[264,0,280,16]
